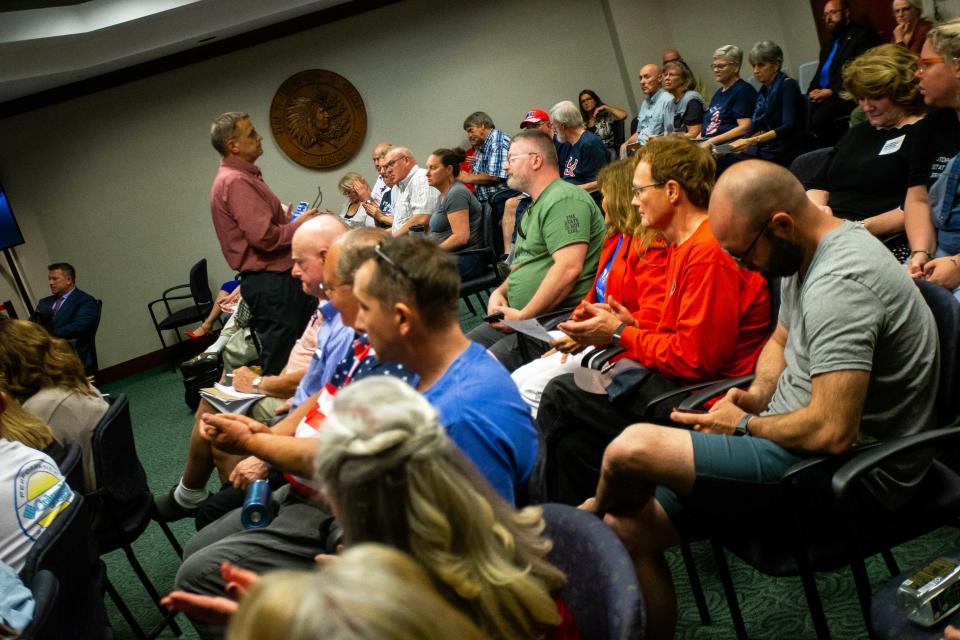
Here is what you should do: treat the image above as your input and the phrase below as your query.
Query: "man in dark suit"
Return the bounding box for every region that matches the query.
[807,0,878,145]
[33,262,99,372]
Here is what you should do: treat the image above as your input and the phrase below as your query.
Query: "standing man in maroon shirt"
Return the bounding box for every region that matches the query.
[209,112,319,375]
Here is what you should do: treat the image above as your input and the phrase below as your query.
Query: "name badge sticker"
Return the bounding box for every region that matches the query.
[879,135,906,156]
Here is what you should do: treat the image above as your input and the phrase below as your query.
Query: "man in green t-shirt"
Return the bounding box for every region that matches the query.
[466,129,605,371]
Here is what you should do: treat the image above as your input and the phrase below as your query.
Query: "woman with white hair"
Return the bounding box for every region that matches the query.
[549,99,610,192]
[722,40,805,168]
[701,44,757,149]
[314,376,579,640]
[892,0,932,53]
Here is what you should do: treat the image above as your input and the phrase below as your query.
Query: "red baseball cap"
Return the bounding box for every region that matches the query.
[520,109,551,127]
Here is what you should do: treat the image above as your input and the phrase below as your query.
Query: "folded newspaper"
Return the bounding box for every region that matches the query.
[199,383,264,415]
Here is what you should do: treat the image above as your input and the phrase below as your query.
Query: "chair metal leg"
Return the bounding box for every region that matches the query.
[157,520,183,558]
[680,539,711,625]
[710,538,749,639]
[797,565,831,640]
[462,295,476,316]
[880,548,900,577]
[122,544,183,636]
[850,557,878,640]
[105,575,148,640]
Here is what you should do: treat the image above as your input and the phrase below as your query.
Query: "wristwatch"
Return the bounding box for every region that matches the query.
[252,376,263,393]
[612,322,628,347]
[734,413,755,437]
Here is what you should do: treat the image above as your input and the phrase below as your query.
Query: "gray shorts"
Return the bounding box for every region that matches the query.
[655,430,804,539]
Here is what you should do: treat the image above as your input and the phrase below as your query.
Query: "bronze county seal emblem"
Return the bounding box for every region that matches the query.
[270,70,367,169]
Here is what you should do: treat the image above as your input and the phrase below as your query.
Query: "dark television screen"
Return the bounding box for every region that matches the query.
[0,183,25,251]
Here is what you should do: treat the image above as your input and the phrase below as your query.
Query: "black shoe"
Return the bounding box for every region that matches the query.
[180,352,220,378]
[152,486,200,522]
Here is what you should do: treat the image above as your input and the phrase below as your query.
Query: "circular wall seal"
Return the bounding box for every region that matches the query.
[270,69,367,170]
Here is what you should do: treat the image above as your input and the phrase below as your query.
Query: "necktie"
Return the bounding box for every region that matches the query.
[52,296,64,315]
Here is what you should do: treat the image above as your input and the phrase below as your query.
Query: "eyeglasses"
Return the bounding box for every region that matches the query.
[507,152,539,164]
[631,182,664,198]
[917,55,952,73]
[893,6,915,13]
[822,8,842,18]
[725,218,772,264]
[373,241,414,282]
[383,156,408,170]
[711,62,732,70]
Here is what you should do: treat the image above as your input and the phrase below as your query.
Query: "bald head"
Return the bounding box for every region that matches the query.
[372,141,392,162]
[662,49,682,64]
[291,215,349,297]
[639,64,662,96]
[384,146,415,184]
[712,160,809,229]
[294,214,349,248]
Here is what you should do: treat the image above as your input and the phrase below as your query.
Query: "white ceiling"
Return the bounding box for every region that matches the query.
[0,0,352,106]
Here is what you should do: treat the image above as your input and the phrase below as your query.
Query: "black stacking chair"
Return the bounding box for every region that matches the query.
[542,503,645,640]
[677,279,960,639]
[86,393,184,639]
[20,570,59,640]
[20,494,110,640]
[458,202,505,315]
[147,259,215,367]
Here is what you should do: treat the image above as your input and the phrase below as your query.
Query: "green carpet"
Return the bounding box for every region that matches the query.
[95,300,960,638]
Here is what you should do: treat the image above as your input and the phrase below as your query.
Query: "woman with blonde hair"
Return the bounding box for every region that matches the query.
[0,318,107,491]
[510,157,668,417]
[226,544,485,640]
[0,390,54,453]
[326,171,376,228]
[314,376,578,640]
[806,44,928,261]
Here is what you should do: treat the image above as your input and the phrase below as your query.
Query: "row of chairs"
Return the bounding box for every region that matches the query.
[21,394,184,639]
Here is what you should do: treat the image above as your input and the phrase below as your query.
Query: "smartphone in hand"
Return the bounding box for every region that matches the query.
[482,312,505,323]
[673,408,708,415]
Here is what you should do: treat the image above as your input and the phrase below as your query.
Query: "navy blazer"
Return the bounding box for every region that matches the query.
[35,288,99,371]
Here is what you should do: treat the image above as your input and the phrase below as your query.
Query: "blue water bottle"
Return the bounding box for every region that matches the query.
[241,479,273,529]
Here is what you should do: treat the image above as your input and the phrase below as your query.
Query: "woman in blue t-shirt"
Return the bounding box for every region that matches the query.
[701,44,757,149]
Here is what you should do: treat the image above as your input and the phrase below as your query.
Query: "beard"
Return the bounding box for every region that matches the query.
[761,233,805,278]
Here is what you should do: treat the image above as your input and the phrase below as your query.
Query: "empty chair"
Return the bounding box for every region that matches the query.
[147,259,215,361]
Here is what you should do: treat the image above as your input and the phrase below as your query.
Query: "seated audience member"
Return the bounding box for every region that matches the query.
[502,109,556,255]
[621,64,674,156]
[377,147,439,237]
[921,154,960,299]
[326,172,376,228]
[153,217,353,522]
[590,159,938,640]
[459,112,513,219]
[808,0,879,145]
[351,142,395,228]
[806,44,927,262]
[662,60,705,138]
[906,20,960,279]
[551,100,609,192]
[168,379,569,639]
[578,89,628,155]
[512,158,667,416]
[0,390,73,574]
[31,262,99,373]
[536,137,770,504]
[187,280,240,340]
[424,147,485,279]
[701,45,757,149]
[892,0,932,53]
[719,40,805,169]
[466,130,606,371]
[224,545,485,640]
[0,318,107,493]
[662,48,683,65]
[174,235,539,639]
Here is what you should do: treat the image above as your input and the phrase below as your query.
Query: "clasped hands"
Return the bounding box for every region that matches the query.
[200,412,269,456]
[909,253,960,290]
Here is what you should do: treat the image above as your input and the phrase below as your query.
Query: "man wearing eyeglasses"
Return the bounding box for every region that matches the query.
[807,0,878,144]
[377,147,439,237]
[466,129,605,372]
[209,112,321,376]
[587,160,937,640]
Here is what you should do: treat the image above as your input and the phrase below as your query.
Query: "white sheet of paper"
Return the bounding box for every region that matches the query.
[213,382,262,399]
[504,318,554,343]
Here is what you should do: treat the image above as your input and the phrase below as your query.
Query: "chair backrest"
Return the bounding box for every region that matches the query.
[798,60,818,93]
[541,503,644,640]
[189,258,213,306]
[57,442,85,495]
[611,118,626,151]
[21,569,58,640]
[915,279,960,424]
[789,146,833,187]
[19,494,109,639]
[91,393,149,504]
[480,201,495,251]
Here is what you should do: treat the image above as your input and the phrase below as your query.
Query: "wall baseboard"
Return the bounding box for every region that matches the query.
[95,334,215,385]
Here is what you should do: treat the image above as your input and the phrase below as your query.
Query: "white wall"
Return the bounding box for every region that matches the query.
[0,0,819,368]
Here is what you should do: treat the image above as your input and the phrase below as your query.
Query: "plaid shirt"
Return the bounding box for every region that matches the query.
[472,128,511,202]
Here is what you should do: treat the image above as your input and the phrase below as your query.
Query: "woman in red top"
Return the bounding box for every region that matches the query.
[511,157,668,416]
